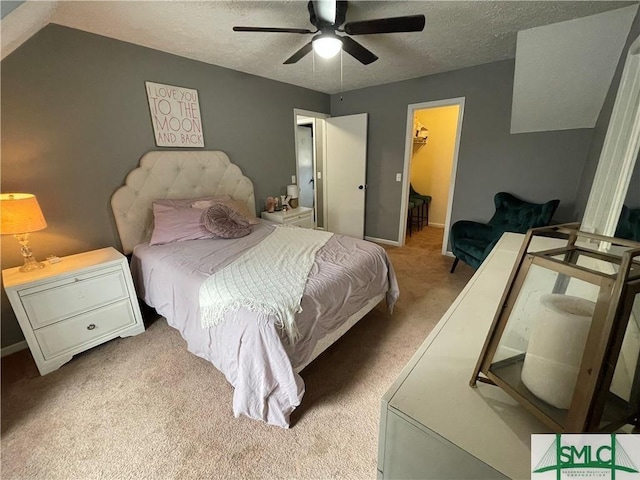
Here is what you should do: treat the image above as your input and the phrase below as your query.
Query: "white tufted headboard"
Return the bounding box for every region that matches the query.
[111,150,256,254]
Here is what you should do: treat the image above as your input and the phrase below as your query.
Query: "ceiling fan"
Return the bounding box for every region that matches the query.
[233,0,426,65]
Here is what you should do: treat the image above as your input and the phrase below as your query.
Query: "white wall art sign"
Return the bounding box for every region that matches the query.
[145,81,204,147]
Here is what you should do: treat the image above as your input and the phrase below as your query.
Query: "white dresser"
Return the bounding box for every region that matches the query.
[2,247,145,375]
[378,233,563,479]
[261,206,314,228]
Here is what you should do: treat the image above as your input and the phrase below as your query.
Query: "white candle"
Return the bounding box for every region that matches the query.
[521,294,595,409]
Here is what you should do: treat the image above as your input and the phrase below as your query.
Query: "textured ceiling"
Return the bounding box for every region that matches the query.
[5,1,639,94]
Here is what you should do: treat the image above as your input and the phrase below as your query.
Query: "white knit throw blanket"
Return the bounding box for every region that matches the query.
[199,226,334,342]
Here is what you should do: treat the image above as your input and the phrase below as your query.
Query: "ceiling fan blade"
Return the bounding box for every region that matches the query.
[344,15,425,35]
[340,36,378,65]
[284,42,313,64]
[233,26,314,34]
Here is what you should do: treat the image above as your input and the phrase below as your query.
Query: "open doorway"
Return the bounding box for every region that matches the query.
[293,109,329,229]
[296,121,315,207]
[399,98,465,254]
[293,109,368,237]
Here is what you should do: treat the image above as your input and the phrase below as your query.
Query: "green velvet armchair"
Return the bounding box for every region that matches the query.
[450,192,560,272]
[615,205,640,242]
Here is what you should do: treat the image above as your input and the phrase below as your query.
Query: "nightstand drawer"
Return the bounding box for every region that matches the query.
[20,267,128,329]
[33,300,136,360]
[288,215,313,228]
[261,207,313,228]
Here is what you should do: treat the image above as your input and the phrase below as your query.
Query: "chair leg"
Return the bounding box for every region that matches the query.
[425,202,429,227]
[450,257,459,273]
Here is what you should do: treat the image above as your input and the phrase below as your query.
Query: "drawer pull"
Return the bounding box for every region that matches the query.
[87,324,96,330]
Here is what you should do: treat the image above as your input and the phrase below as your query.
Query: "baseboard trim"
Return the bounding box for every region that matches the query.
[429,223,445,228]
[365,236,400,246]
[2,340,28,357]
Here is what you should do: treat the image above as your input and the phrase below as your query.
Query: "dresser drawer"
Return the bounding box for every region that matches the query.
[34,300,136,360]
[20,267,128,329]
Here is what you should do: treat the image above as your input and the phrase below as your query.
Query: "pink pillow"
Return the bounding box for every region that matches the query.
[154,195,232,210]
[149,203,216,246]
[223,199,260,225]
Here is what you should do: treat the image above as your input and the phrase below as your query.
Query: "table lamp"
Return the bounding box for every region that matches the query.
[1,193,48,272]
[287,184,299,209]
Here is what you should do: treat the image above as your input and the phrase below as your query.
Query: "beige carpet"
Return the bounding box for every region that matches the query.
[1,227,474,480]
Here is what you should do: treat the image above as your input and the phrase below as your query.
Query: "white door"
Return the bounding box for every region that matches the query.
[325,113,368,238]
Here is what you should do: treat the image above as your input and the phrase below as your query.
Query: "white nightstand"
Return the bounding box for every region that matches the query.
[261,206,314,228]
[2,247,145,375]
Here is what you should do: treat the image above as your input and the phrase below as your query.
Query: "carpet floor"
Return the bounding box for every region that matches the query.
[1,227,474,479]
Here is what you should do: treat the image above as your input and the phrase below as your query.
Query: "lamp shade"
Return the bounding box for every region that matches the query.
[313,35,342,59]
[0,193,47,235]
[287,184,299,198]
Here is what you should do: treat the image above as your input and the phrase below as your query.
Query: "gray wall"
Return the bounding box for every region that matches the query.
[0,24,329,348]
[574,9,640,218]
[330,59,594,242]
[0,1,24,19]
[2,16,635,349]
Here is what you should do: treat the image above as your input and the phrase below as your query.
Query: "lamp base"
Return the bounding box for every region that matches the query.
[14,233,45,273]
[19,257,46,272]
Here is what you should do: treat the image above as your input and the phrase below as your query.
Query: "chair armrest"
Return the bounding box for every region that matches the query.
[482,236,502,258]
[451,220,497,243]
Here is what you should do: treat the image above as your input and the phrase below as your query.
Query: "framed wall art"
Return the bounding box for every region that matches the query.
[145,81,204,147]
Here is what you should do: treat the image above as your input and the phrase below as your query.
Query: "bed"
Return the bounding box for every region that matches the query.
[111,150,399,427]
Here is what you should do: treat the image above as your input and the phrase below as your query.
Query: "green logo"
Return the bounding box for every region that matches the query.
[533,434,638,479]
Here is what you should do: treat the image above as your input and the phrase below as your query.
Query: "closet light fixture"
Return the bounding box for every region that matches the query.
[313,34,342,59]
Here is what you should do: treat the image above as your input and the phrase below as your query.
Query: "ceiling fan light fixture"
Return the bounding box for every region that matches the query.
[312,35,342,58]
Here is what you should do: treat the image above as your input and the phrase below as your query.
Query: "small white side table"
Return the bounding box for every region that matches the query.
[261,206,314,228]
[2,247,145,375]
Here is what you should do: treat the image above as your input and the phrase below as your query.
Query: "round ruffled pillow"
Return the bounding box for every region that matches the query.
[202,203,252,239]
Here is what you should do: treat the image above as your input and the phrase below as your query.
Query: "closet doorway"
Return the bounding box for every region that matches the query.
[399,98,465,254]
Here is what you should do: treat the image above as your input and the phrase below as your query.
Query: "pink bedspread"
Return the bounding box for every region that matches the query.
[130,221,399,427]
